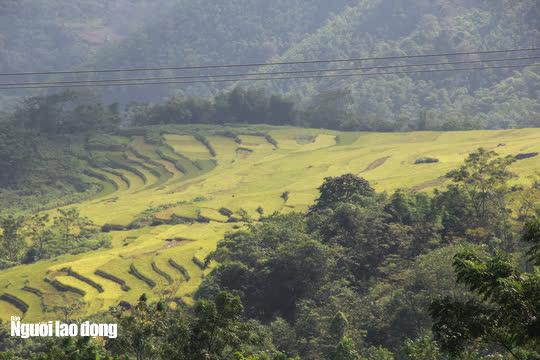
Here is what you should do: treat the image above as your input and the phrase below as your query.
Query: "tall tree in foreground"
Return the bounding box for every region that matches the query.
[437,148,516,245]
[310,174,374,212]
[430,218,540,359]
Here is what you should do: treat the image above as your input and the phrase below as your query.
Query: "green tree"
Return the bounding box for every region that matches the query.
[189,291,244,358]
[107,295,163,360]
[0,215,26,263]
[0,121,36,186]
[22,214,53,262]
[311,174,374,212]
[403,333,445,360]
[201,213,335,322]
[522,217,540,265]
[31,337,115,360]
[430,218,540,358]
[309,201,411,284]
[331,337,360,360]
[15,92,76,134]
[443,148,516,244]
[52,208,95,251]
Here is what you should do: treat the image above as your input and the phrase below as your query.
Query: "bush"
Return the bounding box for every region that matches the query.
[44,275,86,296]
[151,262,173,284]
[0,293,29,313]
[192,256,207,270]
[264,134,278,148]
[63,267,104,293]
[515,152,538,160]
[101,224,127,232]
[94,270,130,291]
[129,264,156,288]
[194,134,217,157]
[217,130,242,144]
[168,258,190,281]
[219,207,234,217]
[22,286,43,297]
[414,157,439,164]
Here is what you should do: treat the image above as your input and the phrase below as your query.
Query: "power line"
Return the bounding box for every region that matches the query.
[0,63,537,90]
[0,48,538,77]
[1,55,538,87]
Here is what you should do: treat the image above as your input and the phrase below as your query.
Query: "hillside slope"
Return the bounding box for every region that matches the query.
[70,0,540,129]
[3,1,537,129]
[268,0,539,129]
[1,125,539,321]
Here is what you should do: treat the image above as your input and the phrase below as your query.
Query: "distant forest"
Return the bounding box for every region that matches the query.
[1,0,538,128]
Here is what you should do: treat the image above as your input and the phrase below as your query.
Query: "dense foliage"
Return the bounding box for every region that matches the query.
[0,0,173,75]
[0,208,110,268]
[0,1,539,357]
[0,92,120,207]
[193,151,538,358]
[1,0,538,129]
[0,149,538,359]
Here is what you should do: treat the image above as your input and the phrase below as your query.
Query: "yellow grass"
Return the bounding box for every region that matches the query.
[1,126,539,321]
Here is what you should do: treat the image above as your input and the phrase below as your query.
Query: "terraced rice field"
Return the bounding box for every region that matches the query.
[1,125,539,321]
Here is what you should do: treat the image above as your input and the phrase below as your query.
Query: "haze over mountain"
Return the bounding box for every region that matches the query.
[1,0,538,128]
[1,2,539,358]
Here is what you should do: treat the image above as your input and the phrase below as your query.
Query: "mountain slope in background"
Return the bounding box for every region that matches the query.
[1,0,539,127]
[0,0,176,73]
[268,0,539,129]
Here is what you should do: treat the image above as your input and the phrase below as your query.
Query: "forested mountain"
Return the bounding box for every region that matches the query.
[1,2,540,358]
[0,0,173,73]
[2,0,538,128]
[268,0,540,129]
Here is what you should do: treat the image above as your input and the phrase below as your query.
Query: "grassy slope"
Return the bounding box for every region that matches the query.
[1,126,539,321]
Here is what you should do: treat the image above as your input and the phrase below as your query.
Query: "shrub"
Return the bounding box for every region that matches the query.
[118,300,132,310]
[101,224,127,232]
[192,256,207,270]
[194,134,216,157]
[515,152,538,160]
[217,130,242,144]
[414,157,439,164]
[63,267,104,293]
[94,270,130,291]
[219,207,234,217]
[22,286,43,297]
[151,261,173,284]
[44,275,86,296]
[168,258,190,281]
[264,134,278,148]
[0,293,29,313]
[129,264,156,288]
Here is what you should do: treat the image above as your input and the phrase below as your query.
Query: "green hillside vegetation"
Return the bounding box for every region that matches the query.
[2,0,538,129]
[0,1,539,357]
[1,122,539,325]
[0,0,174,74]
[1,154,538,358]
